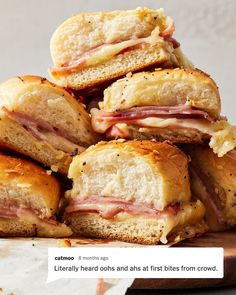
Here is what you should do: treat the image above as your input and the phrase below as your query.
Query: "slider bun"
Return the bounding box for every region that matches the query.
[49,8,193,90]
[0,218,38,237]
[0,153,72,237]
[65,201,207,245]
[68,140,191,210]
[0,116,72,174]
[0,75,96,146]
[0,153,60,218]
[0,217,71,238]
[0,76,99,173]
[50,46,172,90]
[123,125,210,144]
[50,8,170,67]
[186,145,236,228]
[101,68,220,118]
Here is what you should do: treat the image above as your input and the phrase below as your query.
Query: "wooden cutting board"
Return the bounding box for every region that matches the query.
[131,231,236,289]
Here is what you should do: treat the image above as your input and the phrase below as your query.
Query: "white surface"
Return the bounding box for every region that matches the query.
[0,239,134,295]
[48,247,223,279]
[0,0,235,122]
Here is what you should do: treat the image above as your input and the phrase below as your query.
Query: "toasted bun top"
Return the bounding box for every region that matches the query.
[68,140,191,210]
[100,68,220,118]
[0,75,98,146]
[50,7,170,67]
[0,153,61,217]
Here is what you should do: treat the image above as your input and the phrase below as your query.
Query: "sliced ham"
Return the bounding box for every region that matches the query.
[95,105,214,124]
[163,36,180,49]
[2,107,75,143]
[159,20,175,37]
[0,204,62,227]
[51,25,180,75]
[189,166,225,225]
[0,205,18,217]
[2,107,85,154]
[106,125,128,138]
[65,196,180,219]
[51,41,148,74]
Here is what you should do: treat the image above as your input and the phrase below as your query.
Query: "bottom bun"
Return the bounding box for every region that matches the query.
[0,217,72,238]
[0,218,36,237]
[117,125,210,144]
[50,45,173,90]
[65,202,208,245]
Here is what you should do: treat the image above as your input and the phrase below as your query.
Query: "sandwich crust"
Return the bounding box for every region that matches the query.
[68,140,191,210]
[49,8,193,89]
[186,145,236,229]
[0,153,60,217]
[0,75,99,173]
[101,68,220,118]
[50,8,171,67]
[0,75,96,146]
[0,153,72,237]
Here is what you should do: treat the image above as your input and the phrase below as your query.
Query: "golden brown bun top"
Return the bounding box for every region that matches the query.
[71,139,189,170]
[50,7,170,67]
[0,75,85,113]
[100,68,220,118]
[0,75,98,146]
[0,153,60,216]
[86,139,186,160]
[187,145,236,191]
[68,139,191,210]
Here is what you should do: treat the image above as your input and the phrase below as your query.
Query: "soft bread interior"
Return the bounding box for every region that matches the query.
[0,117,71,174]
[0,76,97,147]
[65,201,207,245]
[100,68,220,118]
[68,141,191,210]
[50,8,171,67]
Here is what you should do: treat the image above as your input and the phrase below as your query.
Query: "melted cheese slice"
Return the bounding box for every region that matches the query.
[116,117,236,157]
[84,27,163,68]
[36,129,85,154]
[68,200,205,244]
[17,208,72,237]
[51,27,168,74]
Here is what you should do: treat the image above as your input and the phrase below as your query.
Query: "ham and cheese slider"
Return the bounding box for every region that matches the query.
[186,145,236,232]
[0,153,72,237]
[64,140,207,245]
[0,76,99,174]
[49,7,192,90]
[91,69,236,157]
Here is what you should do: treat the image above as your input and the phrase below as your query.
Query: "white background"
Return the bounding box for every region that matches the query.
[0,0,235,123]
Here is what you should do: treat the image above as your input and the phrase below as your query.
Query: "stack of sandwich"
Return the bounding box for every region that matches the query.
[0,8,235,244]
